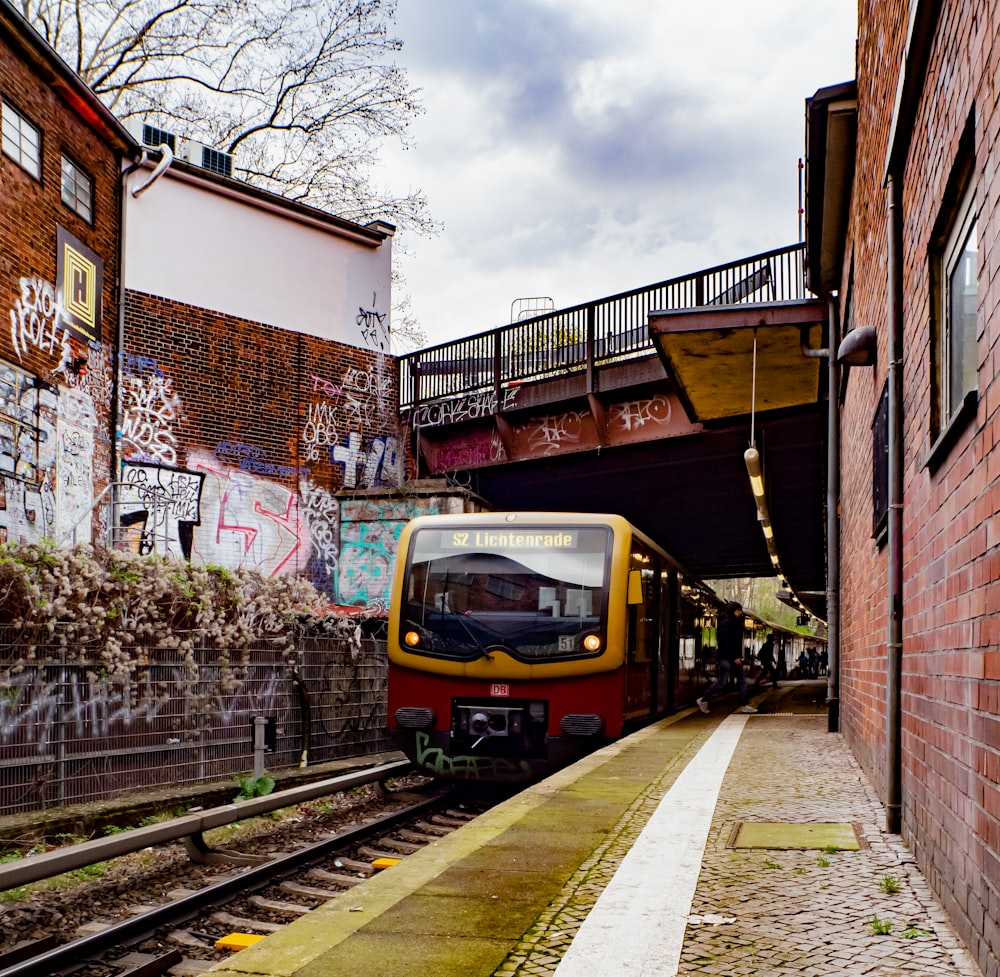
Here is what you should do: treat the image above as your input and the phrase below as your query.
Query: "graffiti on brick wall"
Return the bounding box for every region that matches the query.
[302,401,340,463]
[118,462,205,558]
[8,276,71,366]
[119,357,182,465]
[214,441,307,480]
[331,432,402,489]
[337,499,436,608]
[342,363,392,399]
[0,363,59,544]
[337,519,404,608]
[56,388,97,543]
[304,366,394,468]
[300,479,340,598]
[188,450,310,577]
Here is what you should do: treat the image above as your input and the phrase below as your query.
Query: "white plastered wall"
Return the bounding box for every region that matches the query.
[123,167,392,351]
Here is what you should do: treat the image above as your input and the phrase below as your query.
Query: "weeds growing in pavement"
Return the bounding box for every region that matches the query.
[816,855,831,867]
[869,914,893,935]
[878,874,901,894]
[902,924,933,938]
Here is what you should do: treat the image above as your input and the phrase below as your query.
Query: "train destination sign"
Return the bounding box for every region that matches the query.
[446,530,579,550]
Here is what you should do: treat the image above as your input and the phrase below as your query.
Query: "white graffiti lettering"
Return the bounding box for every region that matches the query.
[414,388,517,427]
[120,371,182,465]
[610,394,672,430]
[300,480,340,598]
[9,277,71,365]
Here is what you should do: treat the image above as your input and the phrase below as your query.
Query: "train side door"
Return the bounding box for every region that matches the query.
[624,545,661,720]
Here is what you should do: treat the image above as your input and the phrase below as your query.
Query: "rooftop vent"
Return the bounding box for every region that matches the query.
[126,119,177,152]
[179,139,233,178]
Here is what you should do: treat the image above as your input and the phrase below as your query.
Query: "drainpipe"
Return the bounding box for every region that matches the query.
[113,145,173,484]
[113,153,145,489]
[825,293,841,732]
[800,300,841,733]
[886,172,904,834]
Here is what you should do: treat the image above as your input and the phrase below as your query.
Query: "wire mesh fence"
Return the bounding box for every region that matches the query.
[0,631,392,816]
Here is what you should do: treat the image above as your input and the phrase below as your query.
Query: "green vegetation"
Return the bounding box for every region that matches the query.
[0,541,330,676]
[878,874,901,894]
[869,914,893,935]
[233,775,276,802]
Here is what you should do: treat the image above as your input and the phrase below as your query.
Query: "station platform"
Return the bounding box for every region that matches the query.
[208,681,982,977]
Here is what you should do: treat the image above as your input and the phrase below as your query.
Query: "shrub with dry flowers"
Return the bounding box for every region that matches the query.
[0,541,342,675]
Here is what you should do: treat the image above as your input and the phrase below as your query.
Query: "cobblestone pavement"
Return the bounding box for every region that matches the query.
[494,685,982,977]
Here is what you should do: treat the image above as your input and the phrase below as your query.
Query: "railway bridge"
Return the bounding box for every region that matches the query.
[398,243,831,621]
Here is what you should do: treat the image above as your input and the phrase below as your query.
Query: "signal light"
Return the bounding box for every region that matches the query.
[582,634,601,652]
[404,630,421,647]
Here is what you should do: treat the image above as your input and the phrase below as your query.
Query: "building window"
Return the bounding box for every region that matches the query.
[61,155,93,222]
[1,102,41,179]
[937,182,978,429]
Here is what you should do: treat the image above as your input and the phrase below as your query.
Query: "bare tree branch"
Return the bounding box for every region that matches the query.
[23,0,437,237]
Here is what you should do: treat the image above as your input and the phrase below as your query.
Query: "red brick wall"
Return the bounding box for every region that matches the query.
[842,1,1000,972]
[1,29,123,543]
[122,290,419,605]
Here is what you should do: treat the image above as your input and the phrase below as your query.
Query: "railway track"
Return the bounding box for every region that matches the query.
[0,788,486,977]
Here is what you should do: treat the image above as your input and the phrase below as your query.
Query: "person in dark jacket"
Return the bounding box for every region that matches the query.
[752,632,779,690]
[697,601,756,714]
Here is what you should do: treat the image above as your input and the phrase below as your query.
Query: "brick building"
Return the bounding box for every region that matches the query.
[807,2,1000,973]
[0,0,135,545]
[116,136,415,607]
[1,4,463,610]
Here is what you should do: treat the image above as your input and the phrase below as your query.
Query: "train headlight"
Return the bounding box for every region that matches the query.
[404,630,422,648]
[582,634,602,652]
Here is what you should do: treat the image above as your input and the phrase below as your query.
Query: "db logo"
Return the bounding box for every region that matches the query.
[489,683,510,697]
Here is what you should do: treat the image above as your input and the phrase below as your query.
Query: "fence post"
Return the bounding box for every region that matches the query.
[493,331,502,411]
[586,305,596,392]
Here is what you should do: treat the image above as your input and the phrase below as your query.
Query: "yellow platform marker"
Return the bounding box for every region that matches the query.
[216,932,266,951]
[371,857,401,871]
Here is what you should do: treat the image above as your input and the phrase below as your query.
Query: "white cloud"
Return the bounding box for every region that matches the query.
[379,0,858,346]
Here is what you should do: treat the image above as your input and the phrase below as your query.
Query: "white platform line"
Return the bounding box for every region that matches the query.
[553,714,748,977]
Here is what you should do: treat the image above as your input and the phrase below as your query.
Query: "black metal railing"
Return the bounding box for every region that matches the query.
[399,243,807,413]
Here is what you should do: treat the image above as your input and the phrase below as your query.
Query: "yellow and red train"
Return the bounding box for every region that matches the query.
[387,511,738,781]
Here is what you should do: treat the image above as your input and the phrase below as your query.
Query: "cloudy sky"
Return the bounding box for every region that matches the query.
[377,1,858,349]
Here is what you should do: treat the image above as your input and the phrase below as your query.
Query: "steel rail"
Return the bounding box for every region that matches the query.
[0,758,412,891]
[0,787,447,977]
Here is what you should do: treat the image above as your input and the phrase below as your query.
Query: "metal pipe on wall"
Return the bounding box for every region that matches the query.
[886,173,904,834]
[826,292,841,732]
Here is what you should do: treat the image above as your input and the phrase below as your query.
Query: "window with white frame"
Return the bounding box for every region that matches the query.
[61,155,93,222]
[1,101,41,179]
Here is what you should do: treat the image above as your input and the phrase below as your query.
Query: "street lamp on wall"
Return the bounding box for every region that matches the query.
[837,325,877,366]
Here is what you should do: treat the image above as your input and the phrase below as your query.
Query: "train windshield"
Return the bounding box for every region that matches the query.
[401,524,611,662]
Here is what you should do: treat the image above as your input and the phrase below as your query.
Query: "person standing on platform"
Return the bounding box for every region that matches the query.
[753,632,779,690]
[697,601,757,714]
